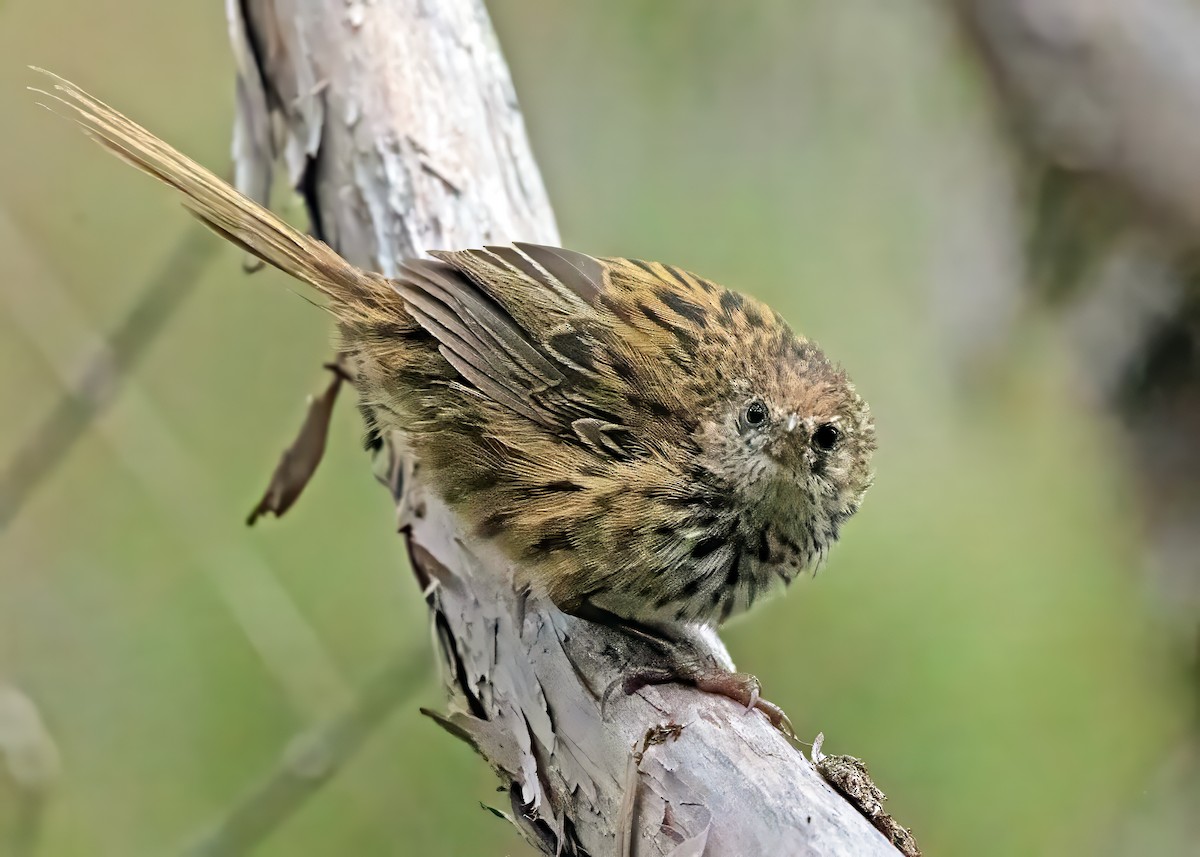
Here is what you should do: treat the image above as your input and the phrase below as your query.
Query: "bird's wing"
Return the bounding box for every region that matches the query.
[394,246,640,457]
[394,245,736,457]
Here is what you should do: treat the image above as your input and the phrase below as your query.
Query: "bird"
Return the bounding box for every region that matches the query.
[31,70,875,734]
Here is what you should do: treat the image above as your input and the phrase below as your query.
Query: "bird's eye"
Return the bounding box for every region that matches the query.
[812,423,840,451]
[743,400,769,429]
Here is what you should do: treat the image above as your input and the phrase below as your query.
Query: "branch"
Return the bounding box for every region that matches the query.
[946,0,1200,598]
[0,684,60,857]
[939,0,1200,403]
[230,1,906,854]
[952,0,1200,239]
[0,204,351,722]
[0,226,217,531]
[180,649,428,857]
[947,4,1200,853]
[0,201,418,852]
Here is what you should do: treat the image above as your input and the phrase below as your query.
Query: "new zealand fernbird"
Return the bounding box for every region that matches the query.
[32,71,875,734]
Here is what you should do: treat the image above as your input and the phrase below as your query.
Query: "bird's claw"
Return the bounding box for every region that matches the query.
[691,670,794,739]
[604,665,794,739]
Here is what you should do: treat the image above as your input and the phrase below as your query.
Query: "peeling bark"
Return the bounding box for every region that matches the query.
[228,2,905,854]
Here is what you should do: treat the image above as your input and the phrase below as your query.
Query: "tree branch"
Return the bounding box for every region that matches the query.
[953,0,1200,239]
[0,683,60,857]
[946,0,1200,608]
[230,1,905,854]
[946,3,1200,853]
[0,204,352,723]
[180,649,428,857]
[0,226,217,532]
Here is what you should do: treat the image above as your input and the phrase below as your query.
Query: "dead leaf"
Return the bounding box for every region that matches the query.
[247,361,347,525]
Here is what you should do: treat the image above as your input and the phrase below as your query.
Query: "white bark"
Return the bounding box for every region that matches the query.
[227,2,904,854]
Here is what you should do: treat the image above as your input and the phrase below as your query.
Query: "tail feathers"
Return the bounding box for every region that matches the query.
[29,68,392,322]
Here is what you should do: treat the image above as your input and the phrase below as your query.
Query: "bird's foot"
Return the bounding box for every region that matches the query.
[608,664,794,739]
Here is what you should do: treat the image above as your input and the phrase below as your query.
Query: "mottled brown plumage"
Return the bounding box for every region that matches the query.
[394,248,875,627]
[34,71,876,728]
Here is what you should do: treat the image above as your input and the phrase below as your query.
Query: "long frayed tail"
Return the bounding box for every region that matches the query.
[28,67,392,322]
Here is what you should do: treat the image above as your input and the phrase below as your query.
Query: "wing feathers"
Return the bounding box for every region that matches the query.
[512,243,607,306]
[396,246,707,456]
[395,259,582,430]
[397,260,564,386]
[482,245,554,286]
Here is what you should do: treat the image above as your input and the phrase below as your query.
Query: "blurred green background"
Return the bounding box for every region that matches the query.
[0,1,1188,855]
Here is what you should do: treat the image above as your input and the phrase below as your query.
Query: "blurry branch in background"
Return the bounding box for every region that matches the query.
[949,0,1200,423]
[0,684,60,857]
[948,0,1200,577]
[181,650,428,857]
[945,0,1200,401]
[0,227,216,531]
[954,0,1200,238]
[0,203,351,723]
[0,104,429,857]
[224,0,910,853]
[0,199,416,851]
[947,1,1200,853]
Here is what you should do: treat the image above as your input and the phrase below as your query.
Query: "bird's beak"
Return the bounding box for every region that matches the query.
[785,414,799,433]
